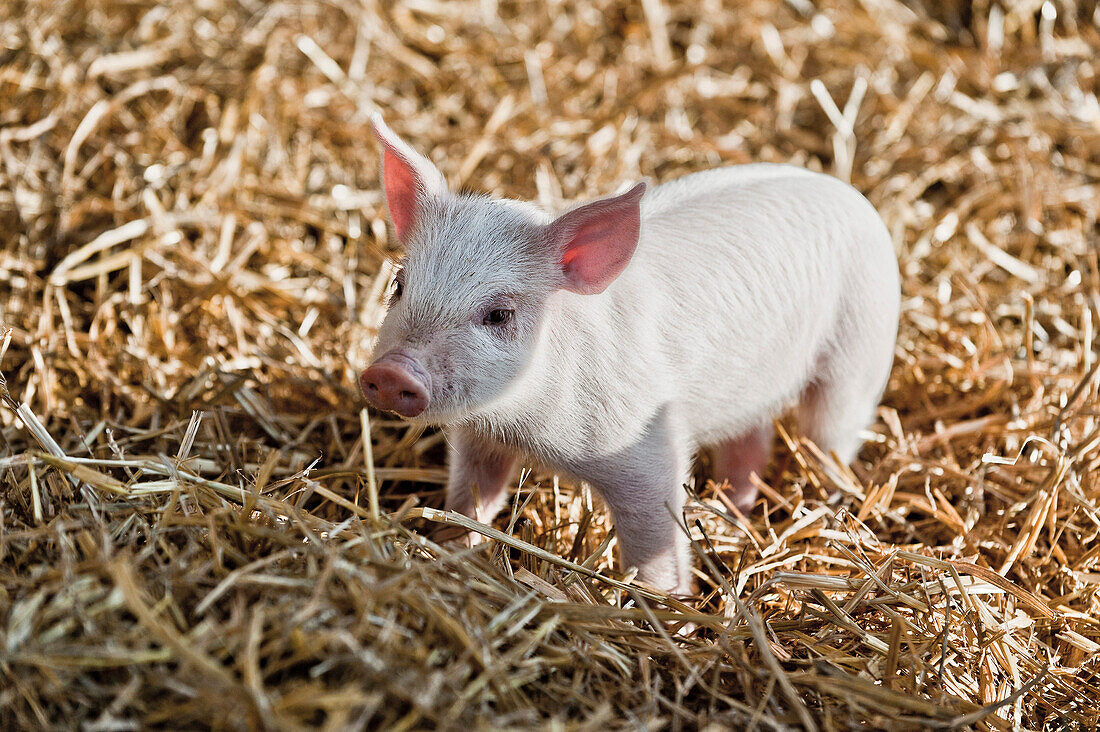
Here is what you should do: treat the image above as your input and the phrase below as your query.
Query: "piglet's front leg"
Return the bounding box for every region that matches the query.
[605,488,692,595]
[434,427,517,544]
[580,421,694,595]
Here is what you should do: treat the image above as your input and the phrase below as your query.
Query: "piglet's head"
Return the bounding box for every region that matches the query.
[360,114,646,422]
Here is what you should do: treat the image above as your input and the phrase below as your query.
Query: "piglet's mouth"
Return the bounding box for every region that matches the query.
[360,349,432,418]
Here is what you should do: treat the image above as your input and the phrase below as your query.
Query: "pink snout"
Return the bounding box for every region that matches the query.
[360,351,431,418]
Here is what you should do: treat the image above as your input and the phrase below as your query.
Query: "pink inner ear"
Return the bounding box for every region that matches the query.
[381,148,421,242]
[371,115,447,243]
[555,182,646,295]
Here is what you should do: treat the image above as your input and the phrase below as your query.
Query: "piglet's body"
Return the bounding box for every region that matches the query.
[361,117,899,593]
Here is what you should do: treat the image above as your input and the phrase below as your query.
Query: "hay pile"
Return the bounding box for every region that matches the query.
[2,0,1099,728]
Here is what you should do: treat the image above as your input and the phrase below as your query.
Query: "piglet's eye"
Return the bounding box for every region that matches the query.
[484,308,513,326]
[391,278,403,300]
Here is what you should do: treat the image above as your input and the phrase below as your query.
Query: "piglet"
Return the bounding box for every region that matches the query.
[360,115,899,594]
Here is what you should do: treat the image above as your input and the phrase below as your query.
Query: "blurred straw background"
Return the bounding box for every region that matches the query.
[1,0,1099,728]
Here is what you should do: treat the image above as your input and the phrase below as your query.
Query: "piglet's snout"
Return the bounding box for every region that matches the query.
[360,350,431,418]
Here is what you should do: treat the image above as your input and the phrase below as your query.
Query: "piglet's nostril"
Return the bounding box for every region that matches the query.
[360,355,430,418]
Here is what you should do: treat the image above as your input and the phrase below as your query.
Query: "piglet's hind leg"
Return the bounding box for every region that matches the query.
[798,348,890,470]
[711,424,773,514]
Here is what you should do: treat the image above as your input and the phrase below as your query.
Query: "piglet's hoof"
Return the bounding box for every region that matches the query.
[671,620,698,638]
[717,484,758,516]
[428,521,486,548]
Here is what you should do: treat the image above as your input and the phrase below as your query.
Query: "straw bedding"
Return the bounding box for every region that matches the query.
[1,0,1099,728]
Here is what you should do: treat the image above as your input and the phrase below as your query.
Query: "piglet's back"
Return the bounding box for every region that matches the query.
[610,165,898,434]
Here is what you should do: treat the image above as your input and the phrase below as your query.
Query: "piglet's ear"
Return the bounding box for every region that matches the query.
[545,181,647,295]
[371,113,449,242]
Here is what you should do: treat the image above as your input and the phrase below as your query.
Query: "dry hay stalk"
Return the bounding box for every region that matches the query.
[1,0,1099,728]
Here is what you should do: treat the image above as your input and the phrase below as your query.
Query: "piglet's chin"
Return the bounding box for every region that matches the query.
[360,349,432,418]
